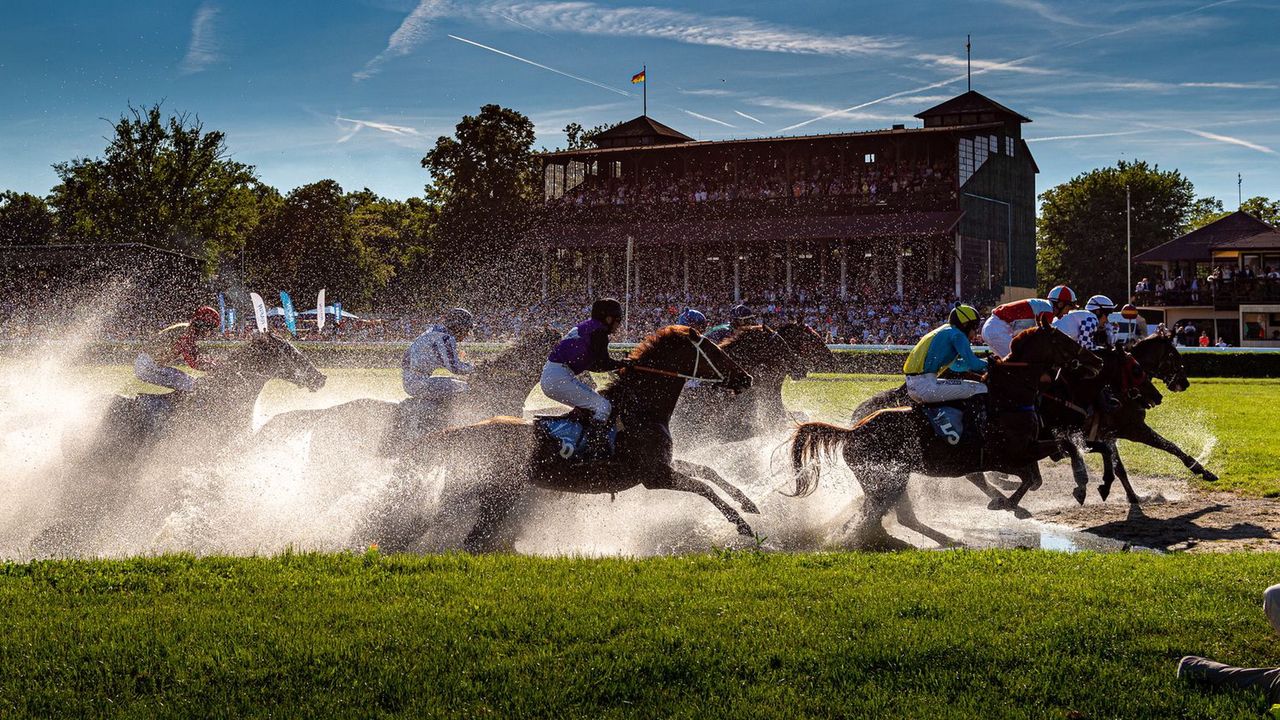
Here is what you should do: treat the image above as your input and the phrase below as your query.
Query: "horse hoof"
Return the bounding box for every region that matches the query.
[736,522,755,537]
[740,500,761,515]
[1097,484,1111,502]
[1202,471,1219,483]
[1072,486,1087,506]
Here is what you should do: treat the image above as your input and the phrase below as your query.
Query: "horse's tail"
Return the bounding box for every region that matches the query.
[788,421,856,497]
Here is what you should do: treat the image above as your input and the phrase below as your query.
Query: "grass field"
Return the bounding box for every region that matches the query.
[3,551,1278,719]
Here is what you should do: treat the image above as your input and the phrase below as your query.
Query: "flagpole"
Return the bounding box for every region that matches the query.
[642,64,647,117]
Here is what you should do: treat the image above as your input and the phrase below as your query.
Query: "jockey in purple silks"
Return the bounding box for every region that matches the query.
[540,298,632,456]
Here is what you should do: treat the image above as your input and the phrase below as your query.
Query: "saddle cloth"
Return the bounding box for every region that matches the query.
[918,400,986,446]
[534,411,618,462]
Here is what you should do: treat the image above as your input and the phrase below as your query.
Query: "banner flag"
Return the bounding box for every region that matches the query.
[227,308,236,332]
[316,289,326,331]
[280,291,298,336]
[217,293,228,331]
[334,302,342,326]
[249,293,269,333]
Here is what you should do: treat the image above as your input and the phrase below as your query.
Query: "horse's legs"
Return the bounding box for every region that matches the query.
[985,465,1037,520]
[670,459,760,514]
[1089,440,1117,502]
[967,473,1012,504]
[1109,442,1142,504]
[893,493,961,548]
[1062,441,1090,505]
[463,477,526,553]
[843,466,911,549]
[641,466,754,537]
[1124,425,1219,482]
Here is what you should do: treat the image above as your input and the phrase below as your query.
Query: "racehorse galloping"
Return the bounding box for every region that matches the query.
[257,325,561,457]
[789,322,1101,548]
[394,326,756,551]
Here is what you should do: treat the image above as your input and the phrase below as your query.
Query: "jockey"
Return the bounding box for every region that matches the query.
[981,285,1076,357]
[705,304,757,343]
[1110,304,1148,348]
[134,305,222,393]
[675,308,709,334]
[540,298,632,456]
[1054,294,1115,351]
[903,304,989,404]
[402,308,475,400]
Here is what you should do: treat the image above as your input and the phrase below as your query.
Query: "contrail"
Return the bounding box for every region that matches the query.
[1026,129,1150,143]
[734,110,766,125]
[683,110,736,128]
[447,35,632,97]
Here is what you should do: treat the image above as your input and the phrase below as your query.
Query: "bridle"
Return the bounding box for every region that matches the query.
[628,333,729,384]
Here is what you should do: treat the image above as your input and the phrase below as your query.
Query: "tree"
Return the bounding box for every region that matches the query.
[1240,196,1280,227]
[0,191,56,245]
[1185,196,1226,233]
[347,189,435,308]
[562,121,620,151]
[47,103,263,268]
[420,104,539,305]
[246,180,393,308]
[1037,160,1196,302]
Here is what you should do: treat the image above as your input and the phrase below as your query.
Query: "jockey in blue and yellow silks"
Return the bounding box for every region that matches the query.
[903,304,989,404]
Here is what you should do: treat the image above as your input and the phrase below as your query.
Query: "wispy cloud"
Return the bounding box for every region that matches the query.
[180,2,221,74]
[446,34,631,96]
[916,53,1057,76]
[994,0,1093,27]
[734,110,766,125]
[1180,128,1275,154]
[1181,81,1279,89]
[335,116,422,143]
[355,0,449,80]
[748,96,914,124]
[682,110,735,128]
[677,88,736,97]
[1026,129,1152,143]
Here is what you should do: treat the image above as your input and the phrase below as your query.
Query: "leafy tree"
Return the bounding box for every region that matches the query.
[420,104,539,306]
[246,180,392,308]
[562,122,620,150]
[0,191,57,245]
[347,189,435,308]
[1240,196,1280,227]
[1184,195,1279,232]
[47,103,263,268]
[1037,160,1195,302]
[1185,196,1226,233]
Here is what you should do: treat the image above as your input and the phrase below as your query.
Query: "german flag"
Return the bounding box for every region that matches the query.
[631,70,645,84]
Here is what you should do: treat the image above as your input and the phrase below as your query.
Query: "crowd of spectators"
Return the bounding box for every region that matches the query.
[549,157,955,210]
[1134,264,1280,307]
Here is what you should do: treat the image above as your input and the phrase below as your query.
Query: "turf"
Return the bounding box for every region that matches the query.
[1,551,1276,719]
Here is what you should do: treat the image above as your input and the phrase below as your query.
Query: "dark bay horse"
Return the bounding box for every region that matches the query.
[789,323,1101,548]
[671,322,835,443]
[256,326,561,457]
[42,332,326,553]
[385,326,756,551]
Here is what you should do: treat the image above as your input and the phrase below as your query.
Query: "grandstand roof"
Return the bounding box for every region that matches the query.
[1134,211,1277,262]
[592,115,694,148]
[542,122,1006,159]
[915,91,1031,124]
[535,210,964,248]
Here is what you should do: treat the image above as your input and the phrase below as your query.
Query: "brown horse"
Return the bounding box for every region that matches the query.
[789,322,1101,548]
[384,325,756,551]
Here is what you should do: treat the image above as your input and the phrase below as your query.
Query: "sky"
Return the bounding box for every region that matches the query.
[1,0,1277,206]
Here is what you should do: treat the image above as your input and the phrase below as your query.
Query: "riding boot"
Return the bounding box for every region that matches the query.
[580,418,613,460]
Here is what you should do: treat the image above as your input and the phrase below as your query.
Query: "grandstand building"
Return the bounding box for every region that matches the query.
[531,91,1039,304]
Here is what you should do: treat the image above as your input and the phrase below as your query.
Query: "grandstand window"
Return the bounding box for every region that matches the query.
[989,135,998,153]
[1006,137,1015,156]
[864,153,876,163]
[958,137,974,185]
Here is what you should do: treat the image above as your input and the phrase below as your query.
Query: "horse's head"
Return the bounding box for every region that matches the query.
[244,332,327,392]
[1132,333,1190,392]
[776,323,838,376]
[1010,316,1103,378]
[719,324,801,378]
[480,325,562,374]
[632,326,752,392]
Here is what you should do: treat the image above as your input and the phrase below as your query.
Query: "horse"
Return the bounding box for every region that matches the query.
[1045,332,1214,504]
[381,325,757,552]
[255,325,561,457]
[671,322,835,443]
[788,321,1102,549]
[40,332,326,553]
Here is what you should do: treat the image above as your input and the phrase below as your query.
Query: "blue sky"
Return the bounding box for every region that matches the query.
[1,0,1276,205]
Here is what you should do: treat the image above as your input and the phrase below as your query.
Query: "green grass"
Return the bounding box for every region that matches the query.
[1,551,1276,719]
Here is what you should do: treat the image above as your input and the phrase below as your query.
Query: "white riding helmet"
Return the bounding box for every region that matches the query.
[1084,295,1116,313]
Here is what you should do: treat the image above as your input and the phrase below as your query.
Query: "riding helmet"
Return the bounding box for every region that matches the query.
[1085,295,1116,314]
[591,298,624,322]
[676,308,708,329]
[729,304,758,325]
[191,305,221,330]
[949,303,981,329]
[1047,285,1078,308]
[442,307,474,332]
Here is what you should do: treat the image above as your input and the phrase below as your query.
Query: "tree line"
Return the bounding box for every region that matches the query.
[0,102,1274,309]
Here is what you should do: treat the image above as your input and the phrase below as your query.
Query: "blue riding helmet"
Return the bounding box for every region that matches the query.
[729,304,757,325]
[676,308,708,330]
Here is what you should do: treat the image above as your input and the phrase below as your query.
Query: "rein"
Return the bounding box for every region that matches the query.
[628,334,728,384]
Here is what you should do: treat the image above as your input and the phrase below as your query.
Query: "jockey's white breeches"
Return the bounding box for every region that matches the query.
[404,374,468,399]
[134,353,195,392]
[540,362,611,422]
[905,372,988,404]
[981,316,1015,358]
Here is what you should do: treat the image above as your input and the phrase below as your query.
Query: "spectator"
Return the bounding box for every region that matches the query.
[1178,583,1280,705]
[1199,331,1210,347]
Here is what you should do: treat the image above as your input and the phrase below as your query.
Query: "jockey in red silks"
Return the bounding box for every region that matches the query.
[134,306,221,393]
[981,285,1077,358]
[540,298,632,456]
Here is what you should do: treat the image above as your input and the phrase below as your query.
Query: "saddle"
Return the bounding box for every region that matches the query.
[533,409,618,463]
[381,395,449,455]
[133,391,181,435]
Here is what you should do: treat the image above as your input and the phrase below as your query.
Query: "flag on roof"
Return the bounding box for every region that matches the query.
[631,70,645,84]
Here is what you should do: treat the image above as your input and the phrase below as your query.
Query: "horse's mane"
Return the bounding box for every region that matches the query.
[626,324,695,361]
[1007,324,1045,357]
[717,324,775,355]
